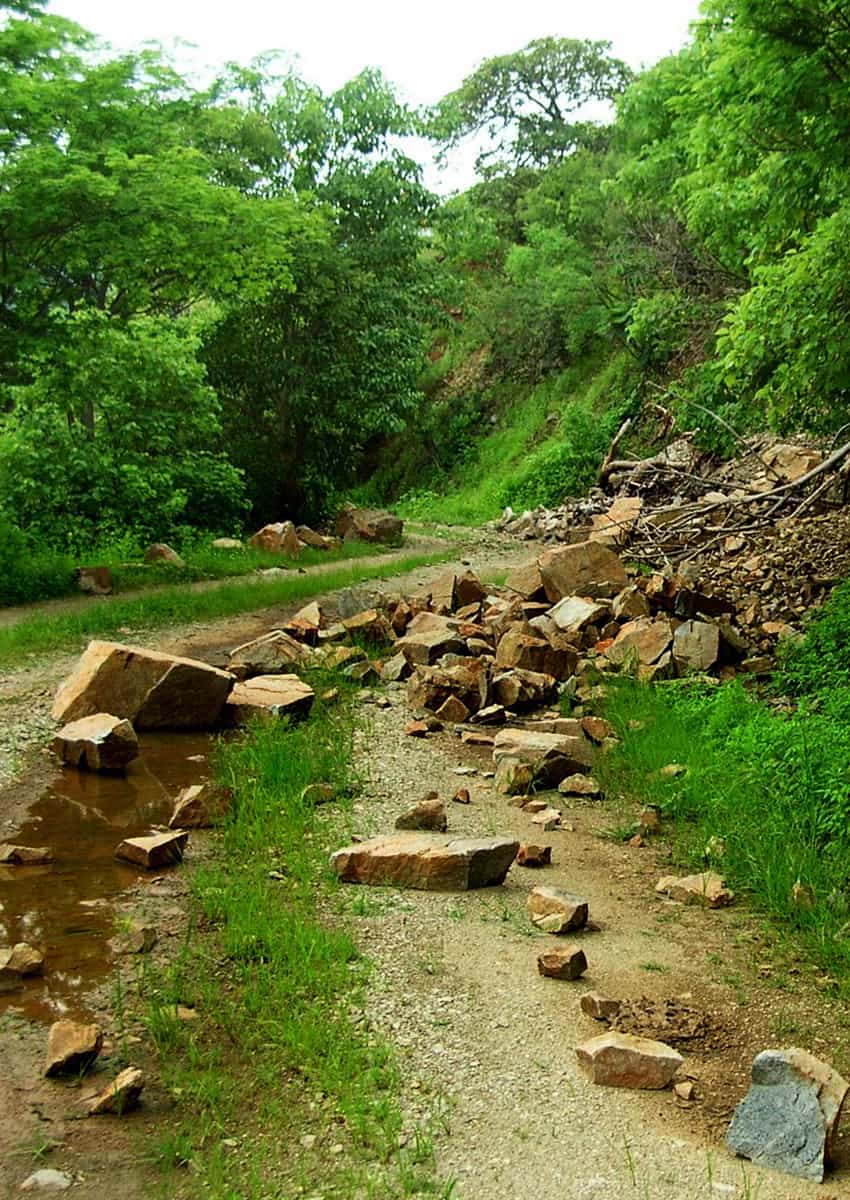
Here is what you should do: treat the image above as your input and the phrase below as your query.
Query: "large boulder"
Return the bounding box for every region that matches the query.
[225,675,315,724]
[53,713,139,772]
[495,625,578,680]
[249,521,301,555]
[331,834,519,891]
[726,1048,848,1182]
[537,541,628,602]
[493,727,593,792]
[52,641,235,729]
[144,543,185,568]
[336,504,403,544]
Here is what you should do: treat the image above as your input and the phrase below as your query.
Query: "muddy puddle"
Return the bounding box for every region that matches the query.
[0,732,216,1025]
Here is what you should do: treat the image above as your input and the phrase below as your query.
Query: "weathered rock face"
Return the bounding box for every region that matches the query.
[726,1048,849,1182]
[655,871,734,908]
[493,728,593,792]
[407,659,490,716]
[606,617,674,667]
[395,796,448,832]
[336,504,403,544]
[495,625,578,680]
[589,497,642,548]
[249,520,300,555]
[491,669,557,711]
[538,947,587,980]
[52,641,235,729]
[44,1020,103,1077]
[537,541,628,602]
[331,834,519,891]
[527,886,588,933]
[228,631,311,677]
[342,609,392,644]
[115,830,188,869]
[0,942,44,991]
[547,596,610,638]
[396,623,466,666]
[672,620,720,674]
[52,713,139,772]
[225,674,315,724]
[144,542,185,568]
[612,585,650,621]
[169,782,230,829]
[84,1066,145,1116]
[504,561,546,601]
[575,1032,683,1089]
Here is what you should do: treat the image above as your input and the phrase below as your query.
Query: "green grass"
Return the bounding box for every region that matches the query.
[124,685,454,1198]
[598,674,850,992]
[0,549,453,667]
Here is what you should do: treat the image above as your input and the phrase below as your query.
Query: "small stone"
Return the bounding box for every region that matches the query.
[452,788,471,805]
[85,1066,145,1115]
[575,1032,683,1089]
[300,782,336,806]
[527,886,588,933]
[580,716,613,743]
[726,1048,849,1183]
[226,675,315,724]
[20,1170,73,1192]
[0,943,44,991]
[655,872,734,908]
[435,695,471,724]
[300,1134,318,1150]
[115,831,188,870]
[637,806,662,835]
[558,774,602,798]
[331,834,519,891]
[517,844,552,868]
[169,781,230,829]
[580,992,621,1021]
[461,731,495,746]
[53,713,139,772]
[538,947,586,979]
[0,844,53,865]
[530,807,562,831]
[116,921,157,954]
[404,720,429,738]
[44,1020,103,1077]
[469,704,506,725]
[658,762,686,779]
[395,796,447,832]
[674,1080,696,1102]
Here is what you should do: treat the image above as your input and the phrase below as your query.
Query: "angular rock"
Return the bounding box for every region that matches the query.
[331,834,519,891]
[168,782,230,829]
[115,830,188,869]
[0,942,44,992]
[336,504,403,544]
[527,886,588,933]
[589,497,642,547]
[470,703,506,725]
[606,618,674,667]
[538,947,587,980]
[435,695,470,724]
[226,674,315,724]
[250,520,300,555]
[493,727,593,791]
[612,585,650,621]
[580,716,613,743]
[144,542,185,568]
[517,843,552,868]
[547,596,610,638]
[575,1032,683,1089]
[504,561,546,601]
[228,631,311,677]
[396,625,466,666]
[84,1066,145,1116]
[284,601,324,642]
[0,844,53,865]
[530,807,562,831]
[452,787,471,805]
[395,796,447,832]
[408,659,490,716]
[726,1048,849,1183]
[296,524,336,550]
[381,652,411,683]
[581,992,622,1021]
[405,720,429,738]
[52,713,139,772]
[673,620,720,674]
[495,625,578,680]
[52,641,234,729]
[494,759,535,796]
[655,872,734,908]
[115,921,157,954]
[454,569,487,608]
[319,644,365,670]
[491,669,557,711]
[211,537,243,550]
[44,1020,103,1077]
[538,541,628,602]
[342,609,392,645]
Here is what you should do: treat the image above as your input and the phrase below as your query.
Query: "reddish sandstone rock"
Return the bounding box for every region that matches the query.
[342,608,392,644]
[226,675,315,724]
[527,886,588,933]
[495,625,578,680]
[76,565,113,595]
[575,1032,683,1089]
[435,695,470,724]
[115,831,188,869]
[606,618,674,667]
[396,622,466,666]
[331,834,519,891]
[228,631,311,676]
[491,669,557,711]
[53,713,139,771]
[44,1020,103,1077]
[336,505,403,544]
[168,782,231,829]
[538,947,587,980]
[52,641,234,729]
[655,872,734,908]
[504,561,546,601]
[589,497,642,548]
[580,716,613,743]
[250,521,300,555]
[517,844,552,868]
[144,542,185,567]
[395,796,448,832]
[0,844,53,865]
[493,728,593,791]
[537,541,628,602]
[580,993,622,1021]
[84,1066,145,1116]
[0,943,44,992]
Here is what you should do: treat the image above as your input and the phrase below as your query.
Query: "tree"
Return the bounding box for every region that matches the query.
[431,38,632,175]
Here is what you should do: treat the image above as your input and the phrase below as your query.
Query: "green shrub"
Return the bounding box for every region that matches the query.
[0,517,75,606]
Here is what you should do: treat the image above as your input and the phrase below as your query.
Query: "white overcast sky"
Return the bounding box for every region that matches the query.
[51,0,704,191]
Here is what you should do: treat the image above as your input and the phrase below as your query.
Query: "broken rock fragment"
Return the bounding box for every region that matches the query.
[517,843,552,868]
[228,631,311,677]
[527,886,588,933]
[44,1020,103,1077]
[580,993,622,1021]
[168,782,231,829]
[537,541,628,602]
[0,844,53,865]
[85,1066,145,1116]
[53,713,139,772]
[226,674,315,724]
[672,620,720,674]
[395,796,448,832]
[331,834,519,891]
[115,830,188,869]
[538,947,587,980]
[655,872,734,908]
[726,1048,849,1183]
[0,942,44,992]
[575,1032,682,1089]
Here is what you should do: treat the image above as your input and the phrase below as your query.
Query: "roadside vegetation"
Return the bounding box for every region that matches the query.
[0,549,454,667]
[122,684,453,1199]
[596,582,850,994]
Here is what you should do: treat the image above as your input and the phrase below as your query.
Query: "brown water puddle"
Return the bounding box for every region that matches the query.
[0,732,215,1025]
